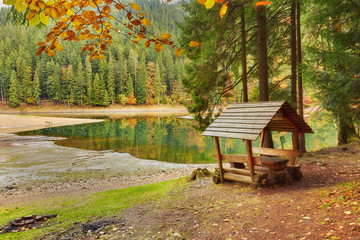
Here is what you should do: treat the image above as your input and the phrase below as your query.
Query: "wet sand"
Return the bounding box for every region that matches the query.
[0,114,103,134]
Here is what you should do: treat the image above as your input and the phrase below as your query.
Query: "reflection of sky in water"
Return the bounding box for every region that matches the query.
[18,112,337,164]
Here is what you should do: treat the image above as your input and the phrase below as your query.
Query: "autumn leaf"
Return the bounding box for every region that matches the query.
[175,48,183,58]
[115,3,125,10]
[29,14,40,26]
[36,45,46,56]
[155,42,163,52]
[160,33,172,39]
[205,0,215,9]
[130,3,141,11]
[144,40,150,48]
[220,2,228,18]
[39,12,49,25]
[197,0,206,5]
[14,0,27,12]
[189,41,202,47]
[141,18,151,26]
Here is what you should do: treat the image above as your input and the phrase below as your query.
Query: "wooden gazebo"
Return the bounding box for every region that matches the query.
[202,101,314,186]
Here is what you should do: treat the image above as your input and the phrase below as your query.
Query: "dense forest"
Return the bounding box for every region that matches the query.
[0,0,187,107]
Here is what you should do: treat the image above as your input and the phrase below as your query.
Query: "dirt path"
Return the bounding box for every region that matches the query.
[42,141,360,240]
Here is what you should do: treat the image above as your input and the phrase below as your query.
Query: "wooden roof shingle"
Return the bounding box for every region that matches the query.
[202,101,313,141]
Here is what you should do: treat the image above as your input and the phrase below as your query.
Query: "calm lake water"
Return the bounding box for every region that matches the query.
[18,112,338,164]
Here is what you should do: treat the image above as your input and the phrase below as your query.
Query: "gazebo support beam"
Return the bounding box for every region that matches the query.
[245,140,255,181]
[214,137,224,183]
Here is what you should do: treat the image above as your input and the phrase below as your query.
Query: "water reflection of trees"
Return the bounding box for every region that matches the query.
[19,112,338,163]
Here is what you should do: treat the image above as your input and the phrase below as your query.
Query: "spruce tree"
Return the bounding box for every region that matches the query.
[154,62,162,105]
[107,54,116,104]
[135,62,147,104]
[9,70,20,107]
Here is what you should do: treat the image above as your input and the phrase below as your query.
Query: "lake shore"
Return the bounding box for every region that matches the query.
[0,108,217,206]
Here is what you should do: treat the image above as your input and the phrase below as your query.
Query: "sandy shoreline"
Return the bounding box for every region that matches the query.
[0,109,217,206]
[0,114,103,134]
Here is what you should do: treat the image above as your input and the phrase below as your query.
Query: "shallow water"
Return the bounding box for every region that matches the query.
[18,112,338,164]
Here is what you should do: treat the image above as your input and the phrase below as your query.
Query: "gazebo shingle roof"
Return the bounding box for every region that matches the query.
[202,101,313,141]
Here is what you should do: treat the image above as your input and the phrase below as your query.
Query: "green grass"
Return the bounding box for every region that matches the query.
[0,177,187,239]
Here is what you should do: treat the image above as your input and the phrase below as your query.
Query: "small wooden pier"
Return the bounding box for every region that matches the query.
[202,101,313,186]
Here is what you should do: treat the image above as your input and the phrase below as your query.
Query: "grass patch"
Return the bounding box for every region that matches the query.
[0,177,187,239]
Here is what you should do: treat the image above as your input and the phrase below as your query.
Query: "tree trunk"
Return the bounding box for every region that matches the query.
[257,5,273,148]
[296,1,306,152]
[338,116,358,145]
[257,6,269,102]
[241,10,248,103]
[290,1,297,110]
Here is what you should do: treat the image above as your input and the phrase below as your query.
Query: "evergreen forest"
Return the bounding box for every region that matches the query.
[0,0,187,107]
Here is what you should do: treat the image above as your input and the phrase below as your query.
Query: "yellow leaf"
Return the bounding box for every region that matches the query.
[47,49,56,57]
[130,3,141,11]
[67,8,74,16]
[3,0,15,5]
[175,48,183,58]
[155,42,163,52]
[29,0,40,11]
[160,33,171,39]
[46,0,55,6]
[59,31,67,39]
[29,14,40,26]
[14,0,28,12]
[219,2,227,18]
[141,18,150,26]
[189,41,202,47]
[205,0,215,9]
[39,12,49,25]
[54,41,63,51]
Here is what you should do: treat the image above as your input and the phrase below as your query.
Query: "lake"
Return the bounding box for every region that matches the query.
[17,111,338,164]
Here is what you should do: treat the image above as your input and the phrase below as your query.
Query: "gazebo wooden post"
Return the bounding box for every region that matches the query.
[245,140,255,181]
[260,130,265,148]
[291,130,299,165]
[214,137,224,183]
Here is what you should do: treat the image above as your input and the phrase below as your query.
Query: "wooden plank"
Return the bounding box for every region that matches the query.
[253,147,302,157]
[216,117,271,121]
[223,172,253,183]
[223,167,268,176]
[214,137,224,183]
[246,140,254,181]
[220,112,275,117]
[209,123,266,129]
[205,127,262,134]
[202,131,260,141]
[223,106,281,113]
[212,154,262,165]
[214,119,270,124]
[226,102,283,109]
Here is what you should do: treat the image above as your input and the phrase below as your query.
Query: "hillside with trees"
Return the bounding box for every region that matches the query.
[0,0,187,107]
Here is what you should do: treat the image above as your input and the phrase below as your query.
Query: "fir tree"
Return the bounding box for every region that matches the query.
[9,70,20,107]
